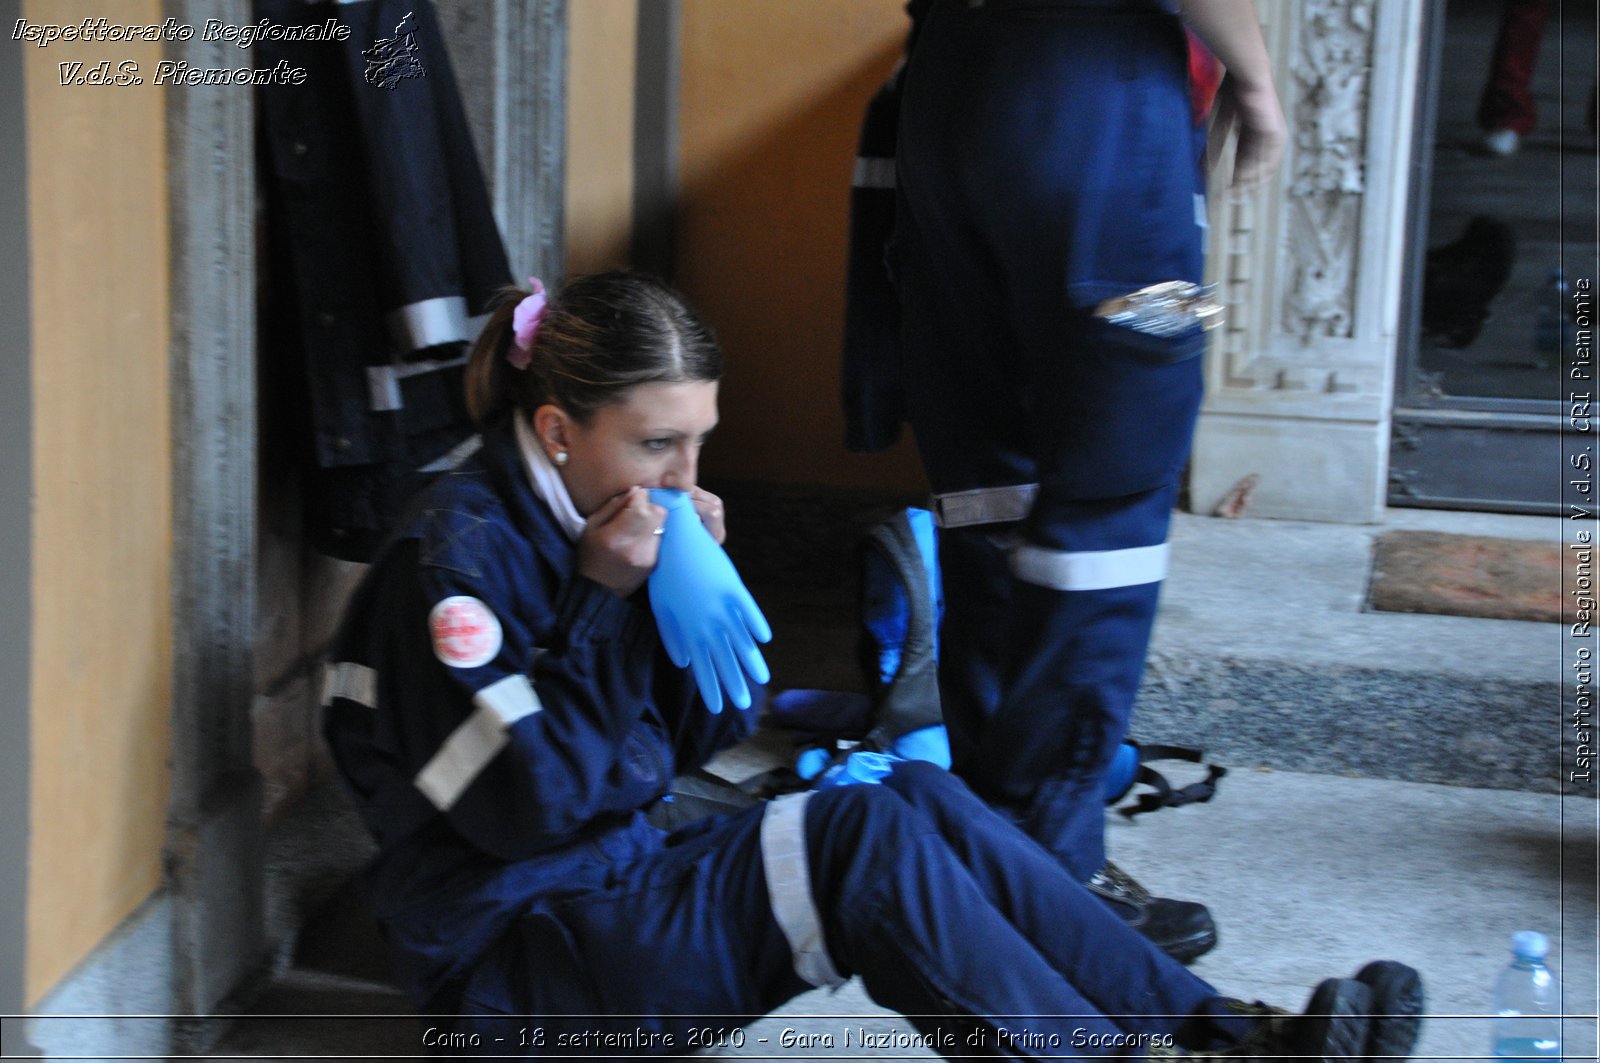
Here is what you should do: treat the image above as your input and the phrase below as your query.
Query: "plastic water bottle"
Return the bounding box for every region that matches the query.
[1492,931,1562,1061]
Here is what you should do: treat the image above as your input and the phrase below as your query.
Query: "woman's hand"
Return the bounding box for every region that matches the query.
[577,486,667,597]
[688,486,727,544]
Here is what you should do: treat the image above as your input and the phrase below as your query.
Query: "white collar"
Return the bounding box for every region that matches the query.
[513,413,587,543]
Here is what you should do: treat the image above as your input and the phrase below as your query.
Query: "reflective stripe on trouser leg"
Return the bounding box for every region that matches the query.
[936,486,1181,879]
[1010,542,1168,591]
[759,792,845,988]
[1004,486,1180,878]
[932,483,1039,528]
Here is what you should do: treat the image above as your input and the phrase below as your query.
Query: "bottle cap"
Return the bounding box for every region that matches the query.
[1511,930,1549,960]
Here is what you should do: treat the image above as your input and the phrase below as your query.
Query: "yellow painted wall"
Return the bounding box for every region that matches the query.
[565,0,637,276]
[677,0,926,492]
[24,0,172,1003]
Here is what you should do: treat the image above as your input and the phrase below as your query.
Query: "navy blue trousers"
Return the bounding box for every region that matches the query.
[894,0,1210,879]
[448,764,1245,1059]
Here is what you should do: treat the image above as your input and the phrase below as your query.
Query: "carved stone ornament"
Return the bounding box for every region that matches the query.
[1282,0,1375,341]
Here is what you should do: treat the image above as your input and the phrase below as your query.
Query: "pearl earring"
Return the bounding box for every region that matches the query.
[553,450,568,466]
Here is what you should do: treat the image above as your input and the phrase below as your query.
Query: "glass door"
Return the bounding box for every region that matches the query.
[1391,0,1597,514]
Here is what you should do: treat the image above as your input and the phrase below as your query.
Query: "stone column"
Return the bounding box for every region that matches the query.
[1188,0,1427,523]
[163,0,264,1038]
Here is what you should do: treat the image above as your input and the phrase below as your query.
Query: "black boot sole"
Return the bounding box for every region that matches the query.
[1354,960,1424,1060]
[1160,925,1219,965]
[1299,977,1373,1063]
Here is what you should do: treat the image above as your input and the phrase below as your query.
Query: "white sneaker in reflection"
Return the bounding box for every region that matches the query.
[1479,128,1521,156]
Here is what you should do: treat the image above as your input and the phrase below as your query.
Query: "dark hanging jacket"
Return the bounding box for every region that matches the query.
[839,3,926,454]
[255,0,512,559]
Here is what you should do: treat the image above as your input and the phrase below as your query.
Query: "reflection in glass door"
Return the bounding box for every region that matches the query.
[1391,0,1597,514]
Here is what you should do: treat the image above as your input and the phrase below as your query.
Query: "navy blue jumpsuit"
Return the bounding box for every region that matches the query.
[322,419,1253,1058]
[893,0,1210,880]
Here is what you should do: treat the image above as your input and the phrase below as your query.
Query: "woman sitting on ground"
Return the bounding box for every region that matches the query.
[321,270,1424,1060]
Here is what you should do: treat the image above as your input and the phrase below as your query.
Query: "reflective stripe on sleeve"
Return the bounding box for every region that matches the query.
[473,673,542,726]
[1010,542,1169,591]
[321,661,378,709]
[414,675,542,811]
[385,295,470,353]
[417,434,483,474]
[759,792,845,988]
[366,352,470,412]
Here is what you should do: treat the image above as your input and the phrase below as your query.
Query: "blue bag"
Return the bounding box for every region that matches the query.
[859,508,1225,817]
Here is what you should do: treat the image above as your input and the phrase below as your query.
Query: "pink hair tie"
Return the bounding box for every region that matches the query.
[507,277,547,370]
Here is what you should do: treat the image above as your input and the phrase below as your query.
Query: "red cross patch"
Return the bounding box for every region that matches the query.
[429,595,503,669]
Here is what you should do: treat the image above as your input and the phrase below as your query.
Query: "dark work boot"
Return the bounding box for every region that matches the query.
[1087,861,1217,964]
[1155,977,1378,1061]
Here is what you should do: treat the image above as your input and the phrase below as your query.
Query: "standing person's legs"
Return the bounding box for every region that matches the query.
[896,0,1209,921]
[1477,0,1552,138]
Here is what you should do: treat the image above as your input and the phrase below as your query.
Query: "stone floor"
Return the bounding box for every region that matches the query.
[205,771,1597,1062]
[714,771,1598,1063]
[195,497,1594,1061]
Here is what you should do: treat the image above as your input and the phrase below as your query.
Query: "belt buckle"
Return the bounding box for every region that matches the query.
[1093,281,1224,338]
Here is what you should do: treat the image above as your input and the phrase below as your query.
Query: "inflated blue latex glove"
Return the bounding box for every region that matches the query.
[647,488,772,713]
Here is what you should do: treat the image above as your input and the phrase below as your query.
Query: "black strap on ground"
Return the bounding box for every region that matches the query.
[1118,742,1228,820]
